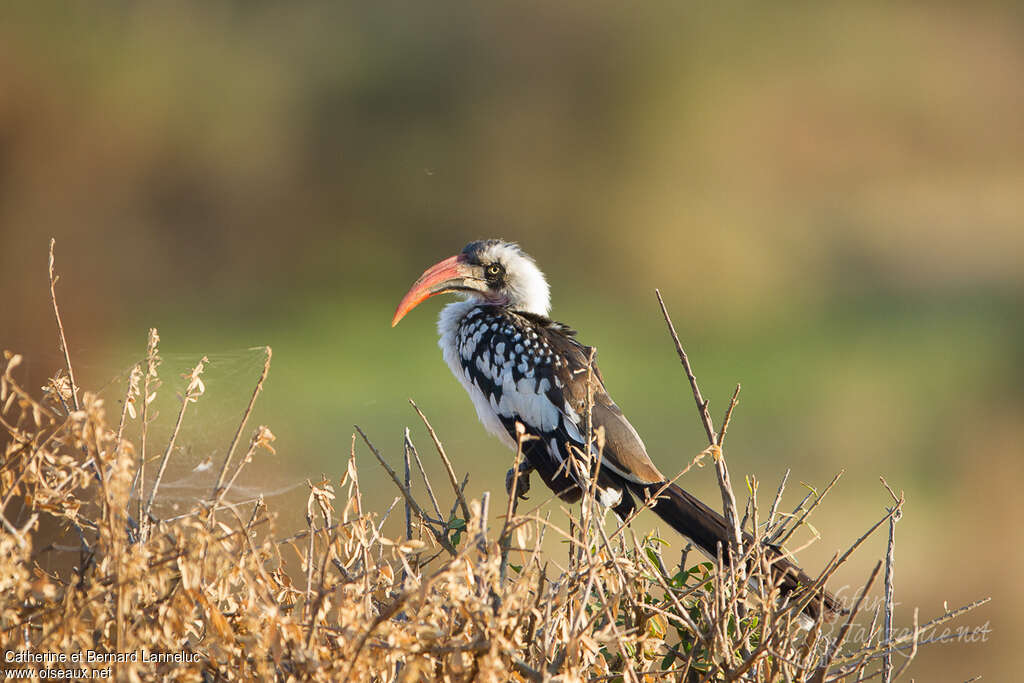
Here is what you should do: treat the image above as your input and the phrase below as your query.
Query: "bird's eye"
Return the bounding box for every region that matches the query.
[485,263,504,282]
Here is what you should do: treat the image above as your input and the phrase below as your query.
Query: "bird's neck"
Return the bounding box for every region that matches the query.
[437,301,501,342]
[437,300,481,348]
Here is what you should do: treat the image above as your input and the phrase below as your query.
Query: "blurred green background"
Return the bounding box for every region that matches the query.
[2,2,1021,678]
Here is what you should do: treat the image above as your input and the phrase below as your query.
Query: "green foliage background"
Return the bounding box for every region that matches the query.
[2,3,1020,678]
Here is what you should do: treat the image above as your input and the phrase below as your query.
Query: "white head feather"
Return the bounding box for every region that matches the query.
[465,240,551,317]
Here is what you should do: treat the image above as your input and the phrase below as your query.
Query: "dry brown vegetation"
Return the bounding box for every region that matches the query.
[0,250,988,681]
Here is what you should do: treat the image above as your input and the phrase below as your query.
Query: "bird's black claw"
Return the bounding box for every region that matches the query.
[505,463,532,500]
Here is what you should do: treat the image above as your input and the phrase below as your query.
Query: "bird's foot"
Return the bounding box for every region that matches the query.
[505,462,533,500]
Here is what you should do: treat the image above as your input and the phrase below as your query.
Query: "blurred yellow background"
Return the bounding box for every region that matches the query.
[2,3,1021,678]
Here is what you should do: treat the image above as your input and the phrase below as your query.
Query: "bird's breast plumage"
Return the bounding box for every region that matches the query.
[438,300,663,491]
[455,307,571,441]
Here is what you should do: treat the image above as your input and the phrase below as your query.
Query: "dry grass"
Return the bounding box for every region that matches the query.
[0,253,988,681]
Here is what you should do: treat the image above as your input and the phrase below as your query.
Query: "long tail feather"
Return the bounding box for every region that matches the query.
[627,481,845,620]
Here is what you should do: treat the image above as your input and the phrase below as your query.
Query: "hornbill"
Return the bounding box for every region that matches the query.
[392,239,841,619]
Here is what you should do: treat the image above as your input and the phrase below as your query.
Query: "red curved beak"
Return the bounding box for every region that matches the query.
[391,254,469,327]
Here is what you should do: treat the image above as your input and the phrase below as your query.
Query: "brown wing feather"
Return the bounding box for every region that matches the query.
[531,319,666,485]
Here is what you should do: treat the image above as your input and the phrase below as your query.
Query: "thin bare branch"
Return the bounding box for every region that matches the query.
[141,356,208,540]
[209,346,272,527]
[405,429,443,521]
[717,383,741,447]
[410,399,471,522]
[655,288,716,444]
[47,239,79,413]
[881,478,905,683]
[354,424,457,556]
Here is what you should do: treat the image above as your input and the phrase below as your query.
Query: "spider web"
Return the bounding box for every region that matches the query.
[99,347,306,522]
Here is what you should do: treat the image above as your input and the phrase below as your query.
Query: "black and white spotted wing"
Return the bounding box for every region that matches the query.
[454,306,664,504]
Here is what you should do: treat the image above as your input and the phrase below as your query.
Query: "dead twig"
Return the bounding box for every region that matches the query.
[141,356,208,540]
[209,345,271,528]
[656,289,743,557]
[354,425,457,557]
[47,239,79,413]
[770,470,845,547]
[717,383,741,448]
[410,399,471,522]
[655,288,715,444]
[405,428,444,521]
[811,560,883,682]
[881,477,904,683]
[133,329,161,524]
